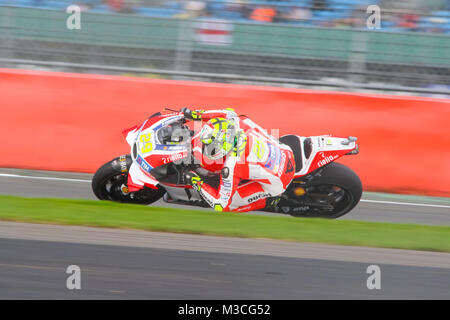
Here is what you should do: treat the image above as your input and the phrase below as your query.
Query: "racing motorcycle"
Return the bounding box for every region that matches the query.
[92,109,362,218]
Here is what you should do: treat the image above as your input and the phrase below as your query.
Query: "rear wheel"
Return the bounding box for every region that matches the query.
[92,155,165,205]
[278,162,362,218]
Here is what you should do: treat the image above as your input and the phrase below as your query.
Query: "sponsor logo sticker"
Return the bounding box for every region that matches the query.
[317,152,339,167]
[136,155,152,173]
[247,192,272,203]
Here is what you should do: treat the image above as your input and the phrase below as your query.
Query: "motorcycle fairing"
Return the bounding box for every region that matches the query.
[127,161,159,191]
[125,113,189,191]
[292,135,358,178]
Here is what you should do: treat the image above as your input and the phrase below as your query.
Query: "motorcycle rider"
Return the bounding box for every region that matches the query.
[181,107,295,212]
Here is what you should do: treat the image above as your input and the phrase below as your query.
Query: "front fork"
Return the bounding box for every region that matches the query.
[111,154,132,195]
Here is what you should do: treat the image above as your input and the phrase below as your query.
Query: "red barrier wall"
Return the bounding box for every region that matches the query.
[1,68,449,196]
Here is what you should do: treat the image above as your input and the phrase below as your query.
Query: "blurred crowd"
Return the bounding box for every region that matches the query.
[3,0,450,33]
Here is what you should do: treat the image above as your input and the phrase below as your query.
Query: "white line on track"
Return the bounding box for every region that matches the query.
[1,173,449,209]
[0,173,90,183]
[359,199,450,209]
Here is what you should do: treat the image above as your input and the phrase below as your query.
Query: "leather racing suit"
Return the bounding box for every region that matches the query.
[188,109,295,212]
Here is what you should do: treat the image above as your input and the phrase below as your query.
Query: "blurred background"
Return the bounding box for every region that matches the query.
[0,0,449,96]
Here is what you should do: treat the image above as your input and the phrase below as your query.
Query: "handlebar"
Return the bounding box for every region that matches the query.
[164,107,181,113]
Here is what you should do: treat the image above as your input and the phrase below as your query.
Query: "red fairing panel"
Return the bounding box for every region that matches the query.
[140,114,175,131]
[122,125,138,138]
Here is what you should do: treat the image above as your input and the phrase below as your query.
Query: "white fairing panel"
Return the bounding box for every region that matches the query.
[293,135,357,177]
[128,161,159,188]
[127,114,187,189]
[125,128,139,147]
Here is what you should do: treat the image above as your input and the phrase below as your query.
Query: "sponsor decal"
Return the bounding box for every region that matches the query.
[277,152,287,176]
[247,192,272,204]
[202,194,214,207]
[292,206,310,212]
[136,155,152,173]
[121,184,130,195]
[219,180,233,201]
[252,138,266,160]
[264,144,277,169]
[234,204,253,212]
[317,152,339,167]
[222,181,232,189]
[162,152,187,164]
[285,159,294,174]
[119,155,128,173]
[155,144,186,152]
[293,187,305,196]
[281,206,291,213]
[264,143,283,176]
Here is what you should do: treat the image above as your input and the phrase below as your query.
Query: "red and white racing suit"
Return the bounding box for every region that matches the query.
[191,109,295,212]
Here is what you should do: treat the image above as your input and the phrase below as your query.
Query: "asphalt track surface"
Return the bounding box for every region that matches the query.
[0,168,449,299]
[0,222,449,299]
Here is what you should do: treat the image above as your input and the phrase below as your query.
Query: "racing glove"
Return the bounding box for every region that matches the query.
[184,171,203,191]
[181,108,204,121]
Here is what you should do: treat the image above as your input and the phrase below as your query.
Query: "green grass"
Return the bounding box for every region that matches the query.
[0,195,449,252]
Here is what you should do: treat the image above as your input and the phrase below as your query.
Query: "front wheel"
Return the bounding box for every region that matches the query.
[92,155,166,205]
[277,162,362,219]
